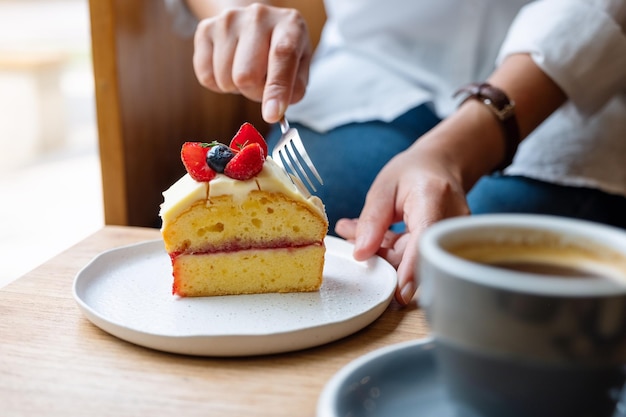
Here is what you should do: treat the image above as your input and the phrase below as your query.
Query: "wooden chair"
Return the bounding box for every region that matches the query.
[89,0,325,227]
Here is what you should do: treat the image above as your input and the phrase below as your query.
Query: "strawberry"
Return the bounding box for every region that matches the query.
[180,142,216,182]
[224,142,265,180]
[229,122,268,157]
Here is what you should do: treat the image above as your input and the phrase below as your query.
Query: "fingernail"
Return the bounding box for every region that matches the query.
[263,99,282,123]
[400,281,416,305]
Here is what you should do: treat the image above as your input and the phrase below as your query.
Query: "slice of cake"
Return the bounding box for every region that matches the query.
[160,122,328,297]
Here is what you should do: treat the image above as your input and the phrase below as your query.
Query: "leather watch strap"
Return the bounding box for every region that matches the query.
[454,82,520,172]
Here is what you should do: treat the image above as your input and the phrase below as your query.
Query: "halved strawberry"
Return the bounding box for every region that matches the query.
[229,122,268,157]
[181,142,216,182]
[224,142,265,180]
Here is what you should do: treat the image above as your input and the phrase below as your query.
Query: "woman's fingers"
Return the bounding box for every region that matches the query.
[262,9,311,122]
[192,4,312,123]
[193,19,220,91]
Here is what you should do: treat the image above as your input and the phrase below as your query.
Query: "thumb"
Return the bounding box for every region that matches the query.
[262,18,310,123]
[262,96,286,124]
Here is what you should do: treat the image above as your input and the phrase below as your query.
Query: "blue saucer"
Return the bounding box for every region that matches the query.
[317,338,478,417]
[318,338,626,417]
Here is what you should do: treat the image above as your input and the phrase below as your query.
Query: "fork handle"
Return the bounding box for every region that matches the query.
[279,116,290,134]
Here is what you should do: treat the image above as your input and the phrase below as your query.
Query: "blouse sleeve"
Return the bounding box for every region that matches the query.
[163,0,199,38]
[497,0,626,116]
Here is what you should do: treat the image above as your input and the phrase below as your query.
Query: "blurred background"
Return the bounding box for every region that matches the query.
[0,0,103,287]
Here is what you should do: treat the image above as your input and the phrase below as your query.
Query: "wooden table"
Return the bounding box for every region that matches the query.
[0,226,429,417]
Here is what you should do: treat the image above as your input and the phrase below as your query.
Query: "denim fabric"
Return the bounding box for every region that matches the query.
[267,105,626,234]
[468,174,626,230]
[266,105,442,233]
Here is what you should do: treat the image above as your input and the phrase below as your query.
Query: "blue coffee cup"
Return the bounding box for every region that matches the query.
[419,214,626,417]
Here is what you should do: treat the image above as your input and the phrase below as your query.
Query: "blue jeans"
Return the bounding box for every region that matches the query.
[266,105,626,233]
[468,174,626,230]
[266,105,441,233]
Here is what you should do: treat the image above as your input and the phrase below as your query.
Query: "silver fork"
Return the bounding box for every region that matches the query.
[271,116,324,193]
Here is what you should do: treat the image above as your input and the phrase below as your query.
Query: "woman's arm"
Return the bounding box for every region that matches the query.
[343,2,626,305]
[337,53,567,305]
[498,0,626,116]
[449,53,567,191]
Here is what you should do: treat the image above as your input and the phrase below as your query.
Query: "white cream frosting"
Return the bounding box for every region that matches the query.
[159,157,326,224]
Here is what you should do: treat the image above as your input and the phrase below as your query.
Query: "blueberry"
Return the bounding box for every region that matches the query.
[206,144,235,173]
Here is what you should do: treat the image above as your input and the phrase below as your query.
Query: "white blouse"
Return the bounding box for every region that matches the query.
[165,0,626,197]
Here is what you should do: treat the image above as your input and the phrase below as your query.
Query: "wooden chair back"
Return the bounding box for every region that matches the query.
[89,0,325,227]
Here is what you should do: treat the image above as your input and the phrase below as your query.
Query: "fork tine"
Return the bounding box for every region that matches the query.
[287,140,317,192]
[287,170,312,198]
[278,143,317,193]
[274,146,308,193]
[289,135,324,186]
[277,148,297,184]
[279,116,291,135]
[271,146,281,163]
[279,116,323,186]
[272,116,323,194]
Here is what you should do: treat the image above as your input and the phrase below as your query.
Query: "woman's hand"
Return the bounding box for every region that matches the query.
[335,54,567,306]
[192,3,312,123]
[335,138,471,306]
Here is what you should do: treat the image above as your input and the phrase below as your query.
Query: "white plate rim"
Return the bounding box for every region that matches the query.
[72,236,397,356]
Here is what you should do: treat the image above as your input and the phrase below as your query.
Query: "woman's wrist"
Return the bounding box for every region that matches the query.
[487,53,566,139]
[454,82,519,172]
[403,99,503,196]
[425,99,506,190]
[413,53,568,191]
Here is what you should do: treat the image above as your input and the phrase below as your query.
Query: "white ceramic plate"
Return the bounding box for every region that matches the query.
[73,236,397,356]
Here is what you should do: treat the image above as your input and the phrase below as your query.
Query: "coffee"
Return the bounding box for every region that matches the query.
[445,229,626,282]
[488,260,595,277]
